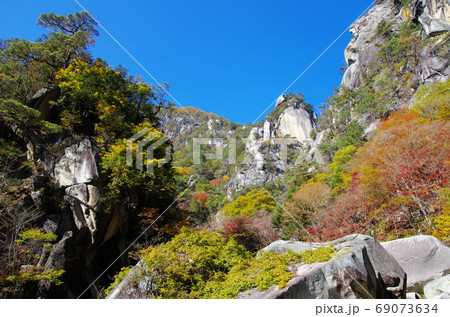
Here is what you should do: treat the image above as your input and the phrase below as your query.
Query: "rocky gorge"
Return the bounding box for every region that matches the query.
[0,0,449,299]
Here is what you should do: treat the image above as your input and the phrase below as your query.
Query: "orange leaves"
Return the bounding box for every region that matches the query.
[308,108,449,241]
[378,108,420,130]
[351,109,449,237]
[220,212,278,251]
[192,192,208,206]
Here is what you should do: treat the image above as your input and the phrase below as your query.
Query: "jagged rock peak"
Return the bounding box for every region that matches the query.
[270,94,316,144]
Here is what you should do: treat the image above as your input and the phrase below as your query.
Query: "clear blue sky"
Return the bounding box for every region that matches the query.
[0,0,374,124]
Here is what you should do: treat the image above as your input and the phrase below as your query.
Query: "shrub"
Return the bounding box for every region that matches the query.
[223,189,276,217]
[281,182,331,241]
[139,228,335,298]
[413,81,450,121]
[220,212,278,251]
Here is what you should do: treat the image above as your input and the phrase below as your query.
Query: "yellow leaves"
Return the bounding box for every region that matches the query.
[399,6,413,20]
[335,172,352,193]
[433,188,450,244]
[223,189,276,217]
[18,228,57,243]
[413,81,450,121]
[309,173,328,184]
[174,166,193,177]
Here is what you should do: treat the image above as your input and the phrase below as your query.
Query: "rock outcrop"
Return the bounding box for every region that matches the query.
[239,234,406,299]
[227,96,318,194]
[342,0,450,91]
[381,235,450,293]
[7,134,141,298]
[53,138,99,187]
[105,234,408,299]
[413,0,450,36]
[106,261,151,299]
[275,106,315,143]
[342,0,398,90]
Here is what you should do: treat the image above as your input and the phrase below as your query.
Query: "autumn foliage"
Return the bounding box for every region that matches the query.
[307,106,449,241]
[192,192,208,206]
[220,212,279,251]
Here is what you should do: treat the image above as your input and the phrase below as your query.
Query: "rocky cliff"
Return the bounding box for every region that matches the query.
[20,134,132,298]
[158,94,319,195]
[226,94,319,194]
[342,0,450,93]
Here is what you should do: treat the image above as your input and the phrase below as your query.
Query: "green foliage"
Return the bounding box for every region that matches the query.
[37,12,99,38]
[265,93,314,124]
[103,266,132,297]
[141,228,250,299]
[376,21,422,69]
[413,81,450,121]
[202,247,335,298]
[6,228,64,293]
[296,246,336,264]
[0,99,61,133]
[0,99,62,161]
[55,59,158,142]
[139,228,335,298]
[375,19,396,38]
[318,123,364,161]
[285,161,319,196]
[401,0,413,7]
[327,145,357,191]
[0,137,25,184]
[100,123,175,208]
[202,251,297,298]
[223,189,276,217]
[7,269,65,287]
[0,11,98,103]
[16,228,57,245]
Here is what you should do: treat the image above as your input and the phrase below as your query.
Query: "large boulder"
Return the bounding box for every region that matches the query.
[106,261,151,299]
[424,275,450,299]
[239,234,406,299]
[381,235,450,293]
[275,107,315,144]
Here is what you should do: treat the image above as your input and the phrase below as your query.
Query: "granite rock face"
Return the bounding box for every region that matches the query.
[53,139,99,187]
[381,235,450,292]
[342,0,398,90]
[239,234,406,299]
[342,0,450,91]
[106,261,152,299]
[275,107,315,144]
[424,275,450,299]
[64,184,100,241]
[413,0,450,36]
